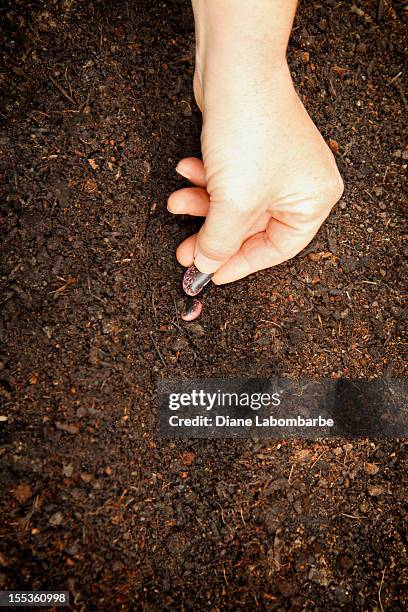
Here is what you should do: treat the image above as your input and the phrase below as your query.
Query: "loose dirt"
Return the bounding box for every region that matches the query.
[0,1,407,609]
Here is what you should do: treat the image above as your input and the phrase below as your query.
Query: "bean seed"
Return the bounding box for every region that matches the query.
[181,298,203,321]
[183,264,213,297]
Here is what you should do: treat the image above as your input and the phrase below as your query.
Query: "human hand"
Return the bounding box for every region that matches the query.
[168,4,343,285]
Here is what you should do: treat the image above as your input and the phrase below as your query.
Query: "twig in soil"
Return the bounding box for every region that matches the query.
[309,450,327,469]
[288,464,294,483]
[100,373,112,390]
[64,67,75,103]
[20,494,41,531]
[389,70,403,85]
[378,567,386,612]
[78,90,91,114]
[180,99,192,114]
[259,319,283,328]
[149,332,166,367]
[171,320,183,333]
[49,75,76,106]
[173,296,180,326]
[251,593,259,608]
[340,513,367,520]
[48,276,76,294]
[48,109,81,115]
[151,288,157,321]
[172,297,184,332]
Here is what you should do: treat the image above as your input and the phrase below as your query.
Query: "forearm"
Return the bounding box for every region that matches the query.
[192,0,298,94]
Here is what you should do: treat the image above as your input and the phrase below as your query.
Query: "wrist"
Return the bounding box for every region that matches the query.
[192,0,296,107]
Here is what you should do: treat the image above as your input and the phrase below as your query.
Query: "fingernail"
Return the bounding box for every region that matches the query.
[176,164,191,180]
[183,264,213,296]
[181,298,202,321]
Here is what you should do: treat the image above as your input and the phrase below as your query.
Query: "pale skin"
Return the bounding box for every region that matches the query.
[168,0,344,285]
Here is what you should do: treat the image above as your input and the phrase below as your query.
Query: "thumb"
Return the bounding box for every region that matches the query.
[194,199,254,274]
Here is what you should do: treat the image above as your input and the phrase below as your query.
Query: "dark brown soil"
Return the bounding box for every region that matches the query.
[0,1,407,610]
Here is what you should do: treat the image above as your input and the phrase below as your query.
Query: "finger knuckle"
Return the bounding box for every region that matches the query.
[306,172,344,218]
[325,174,344,205]
[200,238,237,261]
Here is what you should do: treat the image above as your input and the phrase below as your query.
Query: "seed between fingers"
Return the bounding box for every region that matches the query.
[183,264,213,296]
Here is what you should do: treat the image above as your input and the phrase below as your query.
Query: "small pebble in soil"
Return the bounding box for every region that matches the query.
[171,337,189,352]
[183,264,213,296]
[185,322,205,337]
[180,298,202,321]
